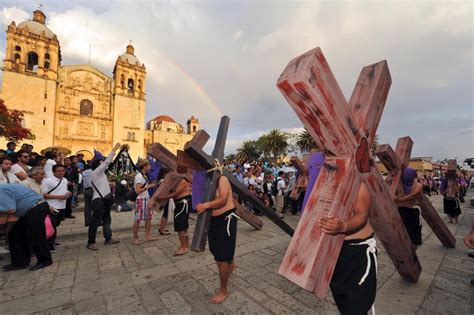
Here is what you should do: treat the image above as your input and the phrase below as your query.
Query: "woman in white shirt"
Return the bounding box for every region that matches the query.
[132,159,158,245]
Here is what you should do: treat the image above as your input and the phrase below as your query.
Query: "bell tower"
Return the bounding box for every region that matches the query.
[3,10,60,79]
[187,116,200,135]
[1,9,60,149]
[112,44,146,159]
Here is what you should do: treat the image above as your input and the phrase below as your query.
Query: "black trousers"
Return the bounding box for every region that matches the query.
[88,198,112,244]
[8,203,52,266]
[65,186,73,217]
[83,187,93,226]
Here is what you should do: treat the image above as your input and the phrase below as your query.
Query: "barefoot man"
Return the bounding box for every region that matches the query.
[195,175,238,304]
[394,167,424,248]
[149,175,192,256]
[318,183,377,314]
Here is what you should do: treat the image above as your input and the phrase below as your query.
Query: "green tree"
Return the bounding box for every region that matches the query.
[258,129,289,158]
[236,140,261,162]
[371,134,380,154]
[225,153,236,161]
[296,128,318,153]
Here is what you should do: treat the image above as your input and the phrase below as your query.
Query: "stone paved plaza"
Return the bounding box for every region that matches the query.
[0,192,472,314]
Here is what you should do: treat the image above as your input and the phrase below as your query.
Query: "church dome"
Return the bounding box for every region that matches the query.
[17,10,55,39]
[150,115,177,124]
[119,44,142,66]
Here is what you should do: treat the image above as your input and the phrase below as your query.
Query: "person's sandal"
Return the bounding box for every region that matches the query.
[159,229,170,235]
[87,243,99,251]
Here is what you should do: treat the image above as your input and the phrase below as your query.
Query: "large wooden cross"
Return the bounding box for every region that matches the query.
[446,159,457,198]
[375,137,456,247]
[190,116,230,251]
[180,126,295,247]
[276,47,421,298]
[148,127,262,231]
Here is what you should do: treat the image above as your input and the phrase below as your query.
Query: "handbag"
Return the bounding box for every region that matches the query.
[91,181,115,208]
[45,215,54,239]
[126,173,148,202]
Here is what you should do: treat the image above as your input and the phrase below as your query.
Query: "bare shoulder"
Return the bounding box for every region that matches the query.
[219,175,230,186]
[356,182,371,210]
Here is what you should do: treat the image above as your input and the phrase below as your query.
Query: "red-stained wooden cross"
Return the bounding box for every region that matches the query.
[376,137,455,247]
[446,159,458,198]
[276,47,421,298]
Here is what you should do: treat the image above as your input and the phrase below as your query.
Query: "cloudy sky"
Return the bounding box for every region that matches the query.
[0,1,472,160]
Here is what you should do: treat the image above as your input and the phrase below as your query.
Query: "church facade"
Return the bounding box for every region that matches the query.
[1,10,146,159]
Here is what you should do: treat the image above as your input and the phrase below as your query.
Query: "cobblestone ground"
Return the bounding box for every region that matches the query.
[0,191,472,314]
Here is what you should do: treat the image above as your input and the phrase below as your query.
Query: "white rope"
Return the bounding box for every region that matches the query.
[413,206,422,227]
[349,237,377,285]
[174,198,188,219]
[207,159,224,174]
[225,212,240,237]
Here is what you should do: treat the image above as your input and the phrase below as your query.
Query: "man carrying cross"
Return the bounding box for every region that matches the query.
[148,174,192,256]
[394,168,424,247]
[319,183,377,314]
[195,174,238,304]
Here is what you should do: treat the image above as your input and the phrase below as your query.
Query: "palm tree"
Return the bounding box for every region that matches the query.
[258,129,289,158]
[236,140,261,162]
[296,128,318,153]
[225,153,236,161]
[371,134,380,154]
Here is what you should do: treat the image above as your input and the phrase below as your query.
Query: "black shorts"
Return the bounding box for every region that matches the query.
[173,195,191,232]
[330,235,377,315]
[443,197,462,216]
[208,209,238,262]
[398,207,422,246]
[162,200,170,219]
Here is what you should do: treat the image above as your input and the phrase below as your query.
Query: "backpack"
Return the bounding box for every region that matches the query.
[271,178,283,195]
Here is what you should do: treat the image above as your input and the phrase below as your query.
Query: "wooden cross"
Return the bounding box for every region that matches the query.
[276,47,421,298]
[180,133,295,242]
[190,116,230,251]
[150,128,264,232]
[147,130,210,204]
[289,156,308,200]
[375,137,456,247]
[446,159,457,198]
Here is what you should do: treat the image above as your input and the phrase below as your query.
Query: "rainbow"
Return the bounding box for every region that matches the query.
[151,50,223,117]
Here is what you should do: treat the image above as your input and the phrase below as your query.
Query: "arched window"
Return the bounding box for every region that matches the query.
[127,78,134,93]
[138,79,142,92]
[14,53,20,64]
[80,99,93,116]
[15,45,21,52]
[44,53,50,69]
[193,126,197,133]
[131,132,135,141]
[120,74,125,88]
[27,52,39,72]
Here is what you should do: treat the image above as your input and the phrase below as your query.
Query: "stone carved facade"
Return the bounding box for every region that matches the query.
[0,10,146,159]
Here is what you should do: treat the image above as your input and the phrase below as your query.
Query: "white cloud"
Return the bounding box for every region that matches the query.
[0,1,471,160]
[233,30,242,40]
[0,6,29,28]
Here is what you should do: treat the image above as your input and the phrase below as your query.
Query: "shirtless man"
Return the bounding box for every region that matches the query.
[318,183,377,314]
[149,174,192,256]
[195,175,238,304]
[394,167,424,247]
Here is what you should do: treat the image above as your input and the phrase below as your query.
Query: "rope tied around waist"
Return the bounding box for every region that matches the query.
[225,212,240,237]
[175,198,189,219]
[349,237,378,285]
[207,159,224,174]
